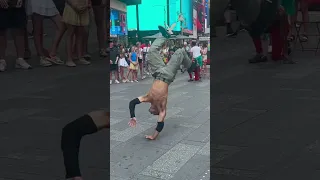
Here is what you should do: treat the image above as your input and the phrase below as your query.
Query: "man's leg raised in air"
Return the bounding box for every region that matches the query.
[158,48,192,84]
[147,37,167,74]
[61,110,109,180]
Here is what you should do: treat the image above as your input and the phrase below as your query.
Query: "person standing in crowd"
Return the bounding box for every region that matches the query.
[118,52,128,83]
[127,46,138,82]
[62,0,91,67]
[225,2,236,37]
[189,41,202,81]
[201,43,208,77]
[292,0,308,42]
[0,0,32,71]
[136,42,145,80]
[86,0,107,57]
[26,0,65,67]
[110,41,120,84]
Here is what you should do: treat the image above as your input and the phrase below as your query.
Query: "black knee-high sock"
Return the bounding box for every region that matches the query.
[61,114,98,178]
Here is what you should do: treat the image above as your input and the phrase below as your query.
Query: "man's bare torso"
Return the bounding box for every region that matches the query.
[148,80,168,106]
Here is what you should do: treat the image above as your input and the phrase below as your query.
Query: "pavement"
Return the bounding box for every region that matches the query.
[0,20,109,179]
[110,71,210,180]
[211,23,320,179]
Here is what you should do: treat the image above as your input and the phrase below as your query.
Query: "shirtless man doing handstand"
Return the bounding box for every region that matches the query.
[128,26,192,140]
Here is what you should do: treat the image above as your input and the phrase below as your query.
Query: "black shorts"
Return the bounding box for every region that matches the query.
[110,64,118,71]
[0,8,26,30]
[92,0,102,6]
[138,58,143,64]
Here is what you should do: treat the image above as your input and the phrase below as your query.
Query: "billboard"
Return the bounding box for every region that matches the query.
[110,9,128,36]
[181,0,193,33]
[168,0,181,31]
[127,0,167,31]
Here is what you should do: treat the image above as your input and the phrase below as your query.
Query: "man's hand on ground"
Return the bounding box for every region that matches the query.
[145,131,159,140]
[145,135,155,140]
[0,0,8,8]
[128,117,137,127]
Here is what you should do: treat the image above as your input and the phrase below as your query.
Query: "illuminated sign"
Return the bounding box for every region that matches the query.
[127,0,167,31]
[110,9,128,36]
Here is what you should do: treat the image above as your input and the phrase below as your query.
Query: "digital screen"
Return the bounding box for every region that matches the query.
[181,0,193,31]
[168,0,181,31]
[110,9,128,36]
[127,0,167,31]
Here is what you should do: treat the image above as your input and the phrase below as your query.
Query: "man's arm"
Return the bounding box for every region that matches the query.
[129,95,149,118]
[146,103,166,140]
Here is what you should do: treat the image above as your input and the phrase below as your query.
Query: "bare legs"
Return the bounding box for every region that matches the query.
[12,28,25,59]
[66,25,76,66]
[92,5,107,56]
[49,14,67,60]
[31,13,45,57]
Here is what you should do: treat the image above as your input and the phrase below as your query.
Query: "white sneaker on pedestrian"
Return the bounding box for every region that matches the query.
[39,56,52,67]
[122,79,127,83]
[15,58,32,69]
[110,80,112,84]
[134,80,139,83]
[130,80,133,83]
[77,58,91,65]
[115,80,120,84]
[142,76,146,79]
[0,59,7,72]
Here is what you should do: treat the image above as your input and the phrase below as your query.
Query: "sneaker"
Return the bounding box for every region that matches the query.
[130,80,133,83]
[134,80,139,82]
[77,58,91,65]
[83,54,91,60]
[0,59,7,72]
[110,80,112,84]
[48,56,64,65]
[141,76,146,79]
[15,58,32,69]
[122,79,127,83]
[39,56,52,67]
[115,80,120,84]
[66,60,76,67]
[158,25,171,38]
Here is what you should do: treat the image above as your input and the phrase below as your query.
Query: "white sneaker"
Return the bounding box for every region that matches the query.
[134,80,139,83]
[130,80,133,83]
[15,58,32,69]
[122,79,127,83]
[115,80,120,84]
[0,59,7,72]
[142,76,146,79]
[39,56,52,67]
[77,58,91,65]
[110,80,112,84]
